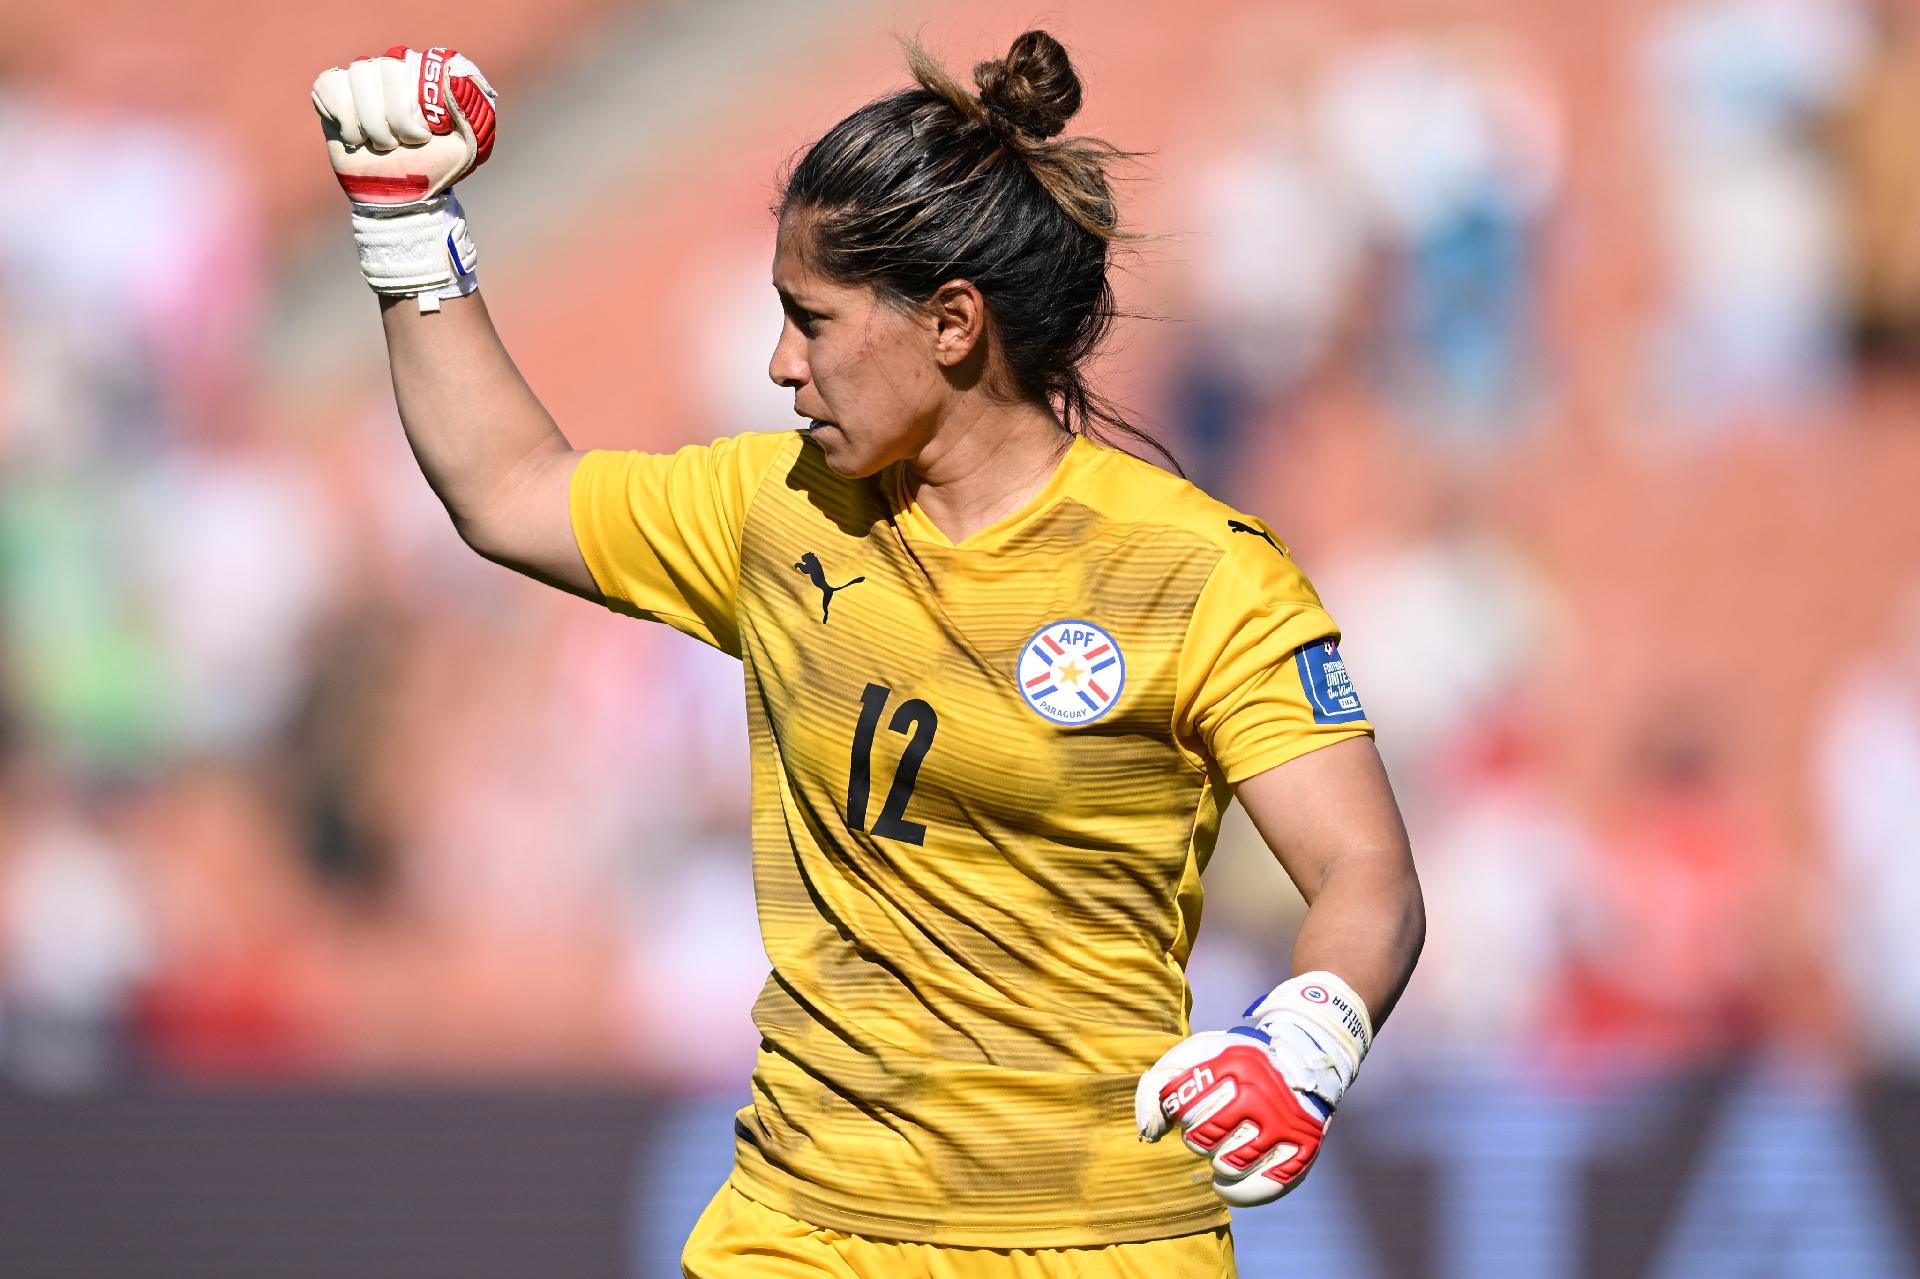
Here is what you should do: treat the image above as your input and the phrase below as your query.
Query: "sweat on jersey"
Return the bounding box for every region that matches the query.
[570,429,1372,1248]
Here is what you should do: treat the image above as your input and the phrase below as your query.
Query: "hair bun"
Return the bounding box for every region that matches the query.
[973,30,1082,140]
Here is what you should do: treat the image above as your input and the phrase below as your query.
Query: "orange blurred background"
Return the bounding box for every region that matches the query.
[2,0,1919,1273]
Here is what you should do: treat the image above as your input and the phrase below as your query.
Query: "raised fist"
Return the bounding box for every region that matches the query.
[310,46,497,304]
[312,46,497,209]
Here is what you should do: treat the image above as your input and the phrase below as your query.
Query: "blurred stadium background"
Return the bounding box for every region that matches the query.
[2,0,1919,1274]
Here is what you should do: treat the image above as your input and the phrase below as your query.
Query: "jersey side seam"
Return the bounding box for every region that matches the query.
[1169,547,1227,778]
[1170,766,1215,1032]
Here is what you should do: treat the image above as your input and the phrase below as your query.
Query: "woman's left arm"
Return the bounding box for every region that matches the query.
[1235,734,1425,1028]
[1135,732,1423,1206]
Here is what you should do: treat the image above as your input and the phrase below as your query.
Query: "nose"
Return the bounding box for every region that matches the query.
[769,317,808,390]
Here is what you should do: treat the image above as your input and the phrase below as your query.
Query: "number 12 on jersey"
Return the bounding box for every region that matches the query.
[848,683,937,845]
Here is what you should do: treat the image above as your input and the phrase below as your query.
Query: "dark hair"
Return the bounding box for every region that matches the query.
[778,30,1178,471]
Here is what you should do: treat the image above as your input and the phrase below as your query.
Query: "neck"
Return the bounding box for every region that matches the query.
[903,399,1074,543]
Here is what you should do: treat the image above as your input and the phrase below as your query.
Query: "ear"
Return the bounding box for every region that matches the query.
[926,280,988,367]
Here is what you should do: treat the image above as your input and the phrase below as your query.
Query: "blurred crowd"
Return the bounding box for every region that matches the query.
[3,0,1920,1097]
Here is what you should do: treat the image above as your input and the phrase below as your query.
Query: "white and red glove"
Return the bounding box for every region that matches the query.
[1135,971,1372,1206]
[310,46,498,310]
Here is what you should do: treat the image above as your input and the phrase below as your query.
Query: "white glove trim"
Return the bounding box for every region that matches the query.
[351,190,478,308]
[1243,969,1372,1105]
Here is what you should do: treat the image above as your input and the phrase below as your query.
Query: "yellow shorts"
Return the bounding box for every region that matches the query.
[681,1182,1235,1278]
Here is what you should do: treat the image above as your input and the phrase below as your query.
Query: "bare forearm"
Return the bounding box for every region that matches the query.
[1236,738,1425,1032]
[1290,851,1425,1031]
[378,290,572,544]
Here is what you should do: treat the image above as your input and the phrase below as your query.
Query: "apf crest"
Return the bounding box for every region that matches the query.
[1017,619,1125,726]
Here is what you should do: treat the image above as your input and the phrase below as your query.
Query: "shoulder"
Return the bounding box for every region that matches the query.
[1074,441,1304,585]
[575,429,813,539]
[685,427,810,515]
[580,427,806,490]
[735,429,892,539]
[709,427,810,480]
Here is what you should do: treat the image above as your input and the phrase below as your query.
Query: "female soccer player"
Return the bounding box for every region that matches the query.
[312,30,1424,1278]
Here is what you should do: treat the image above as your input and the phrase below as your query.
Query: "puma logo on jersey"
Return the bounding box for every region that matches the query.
[1163,1064,1216,1116]
[1227,519,1282,553]
[794,552,865,624]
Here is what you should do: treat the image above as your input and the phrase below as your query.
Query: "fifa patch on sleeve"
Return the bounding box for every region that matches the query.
[1294,640,1366,725]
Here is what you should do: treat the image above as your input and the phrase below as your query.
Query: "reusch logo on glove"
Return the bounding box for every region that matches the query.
[420,47,452,131]
[1161,1064,1215,1117]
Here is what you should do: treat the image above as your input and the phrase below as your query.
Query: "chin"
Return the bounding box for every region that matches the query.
[808,425,889,479]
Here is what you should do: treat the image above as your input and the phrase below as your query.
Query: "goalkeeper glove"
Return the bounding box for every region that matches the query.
[311,46,498,311]
[1135,970,1372,1206]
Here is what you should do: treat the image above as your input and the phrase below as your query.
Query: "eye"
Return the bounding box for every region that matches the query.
[777,289,823,337]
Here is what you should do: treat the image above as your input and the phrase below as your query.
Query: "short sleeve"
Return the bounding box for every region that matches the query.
[569,430,799,655]
[1175,529,1374,784]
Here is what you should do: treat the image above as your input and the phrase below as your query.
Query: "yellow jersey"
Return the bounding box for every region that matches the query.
[570,429,1371,1247]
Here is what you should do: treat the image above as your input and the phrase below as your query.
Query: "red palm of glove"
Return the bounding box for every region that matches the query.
[1156,1041,1330,1193]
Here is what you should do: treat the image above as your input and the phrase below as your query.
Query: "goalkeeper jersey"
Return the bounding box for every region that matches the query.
[570,430,1371,1247]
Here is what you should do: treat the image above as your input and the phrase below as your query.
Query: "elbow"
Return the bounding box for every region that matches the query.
[1398,859,1427,978]
[408,468,506,560]
[448,490,525,566]
[1404,882,1427,975]
[452,507,506,562]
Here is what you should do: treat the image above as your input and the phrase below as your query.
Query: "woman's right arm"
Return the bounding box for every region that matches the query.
[380,290,600,599]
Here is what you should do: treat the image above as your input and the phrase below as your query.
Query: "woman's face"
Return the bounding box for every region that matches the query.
[768,216,948,478]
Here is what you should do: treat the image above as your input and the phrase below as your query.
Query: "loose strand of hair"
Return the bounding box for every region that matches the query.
[1073,388,1185,477]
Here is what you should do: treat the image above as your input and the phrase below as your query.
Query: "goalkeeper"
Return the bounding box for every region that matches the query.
[312,32,1424,1278]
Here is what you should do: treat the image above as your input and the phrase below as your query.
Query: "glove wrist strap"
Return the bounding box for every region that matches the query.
[350,190,478,312]
[1244,970,1373,1096]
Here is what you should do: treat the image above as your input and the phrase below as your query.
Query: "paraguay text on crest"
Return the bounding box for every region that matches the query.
[1018,619,1126,726]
